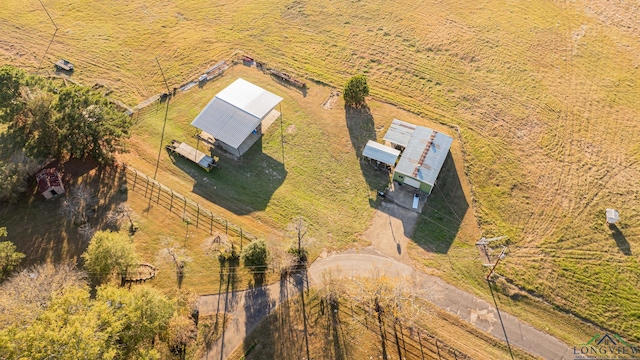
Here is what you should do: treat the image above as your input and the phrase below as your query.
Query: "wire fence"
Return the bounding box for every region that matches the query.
[124,165,257,249]
[342,300,471,360]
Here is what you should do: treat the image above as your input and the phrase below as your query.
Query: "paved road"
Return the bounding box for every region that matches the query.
[199,275,305,360]
[201,251,574,360]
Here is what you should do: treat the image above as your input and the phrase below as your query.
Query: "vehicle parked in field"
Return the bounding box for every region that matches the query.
[54,59,74,71]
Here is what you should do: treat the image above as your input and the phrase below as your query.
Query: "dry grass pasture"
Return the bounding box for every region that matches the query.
[2,0,640,345]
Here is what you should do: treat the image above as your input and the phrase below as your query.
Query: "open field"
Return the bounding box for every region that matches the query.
[2,0,640,346]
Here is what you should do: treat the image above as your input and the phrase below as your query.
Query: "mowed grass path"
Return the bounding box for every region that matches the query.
[3,0,640,341]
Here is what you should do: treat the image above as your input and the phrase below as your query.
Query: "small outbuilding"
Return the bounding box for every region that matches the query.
[389,125,453,194]
[191,78,283,157]
[606,209,620,225]
[36,168,65,200]
[362,140,400,168]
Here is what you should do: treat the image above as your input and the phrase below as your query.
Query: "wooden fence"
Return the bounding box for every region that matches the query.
[125,166,257,248]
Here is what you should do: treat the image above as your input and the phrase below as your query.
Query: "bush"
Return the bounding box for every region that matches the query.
[241,240,268,273]
[82,231,138,284]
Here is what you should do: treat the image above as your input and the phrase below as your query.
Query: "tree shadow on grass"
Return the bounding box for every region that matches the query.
[345,105,391,193]
[1,159,128,267]
[166,137,287,216]
[410,153,468,254]
[609,224,632,255]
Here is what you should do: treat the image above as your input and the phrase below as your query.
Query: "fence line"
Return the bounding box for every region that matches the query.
[124,165,257,248]
[340,300,471,360]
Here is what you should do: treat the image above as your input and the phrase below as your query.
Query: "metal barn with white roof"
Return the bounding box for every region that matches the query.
[191,78,283,157]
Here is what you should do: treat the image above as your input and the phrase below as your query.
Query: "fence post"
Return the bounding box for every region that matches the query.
[240,229,243,251]
[144,176,150,198]
[183,198,187,220]
[132,169,138,191]
[225,220,228,235]
[195,204,200,228]
[157,184,161,204]
[169,190,173,212]
[417,331,425,360]
[210,212,213,235]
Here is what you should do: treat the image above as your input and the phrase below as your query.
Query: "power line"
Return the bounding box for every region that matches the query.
[37,0,58,29]
[153,57,171,180]
[35,0,59,74]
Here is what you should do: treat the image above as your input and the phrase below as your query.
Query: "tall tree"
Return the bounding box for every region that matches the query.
[54,85,132,164]
[343,74,370,107]
[82,231,138,284]
[0,65,24,123]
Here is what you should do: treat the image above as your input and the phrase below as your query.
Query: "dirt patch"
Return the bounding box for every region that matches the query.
[286,124,296,134]
[320,90,340,110]
[360,201,419,264]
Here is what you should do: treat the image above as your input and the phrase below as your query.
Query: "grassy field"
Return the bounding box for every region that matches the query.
[2,0,640,346]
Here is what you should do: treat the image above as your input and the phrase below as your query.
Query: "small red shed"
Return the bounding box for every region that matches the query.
[36,168,65,200]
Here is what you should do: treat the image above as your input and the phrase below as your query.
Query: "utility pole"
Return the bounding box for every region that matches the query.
[153,58,171,180]
[486,246,508,280]
[477,236,507,264]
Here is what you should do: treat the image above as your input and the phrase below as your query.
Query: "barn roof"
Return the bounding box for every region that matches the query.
[362,140,400,166]
[395,127,453,186]
[383,119,418,147]
[36,168,62,193]
[191,78,283,149]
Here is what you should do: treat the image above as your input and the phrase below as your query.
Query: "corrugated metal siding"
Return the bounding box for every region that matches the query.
[190,79,283,150]
[394,126,453,186]
[362,140,400,165]
[191,98,262,149]
[383,119,417,147]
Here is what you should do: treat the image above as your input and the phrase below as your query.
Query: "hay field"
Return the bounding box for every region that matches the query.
[2,0,640,341]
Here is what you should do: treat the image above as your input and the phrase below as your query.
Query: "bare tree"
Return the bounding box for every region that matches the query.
[286,216,314,265]
[60,185,98,227]
[265,235,295,276]
[0,262,87,328]
[106,203,138,234]
[159,237,191,287]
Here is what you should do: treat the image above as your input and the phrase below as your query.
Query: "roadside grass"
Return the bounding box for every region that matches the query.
[2,0,640,346]
[227,288,537,360]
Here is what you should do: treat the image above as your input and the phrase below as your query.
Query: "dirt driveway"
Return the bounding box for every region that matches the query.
[361,200,419,264]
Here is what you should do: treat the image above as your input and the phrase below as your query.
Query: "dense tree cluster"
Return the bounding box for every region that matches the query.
[0,238,199,359]
[0,65,132,203]
[0,279,174,359]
